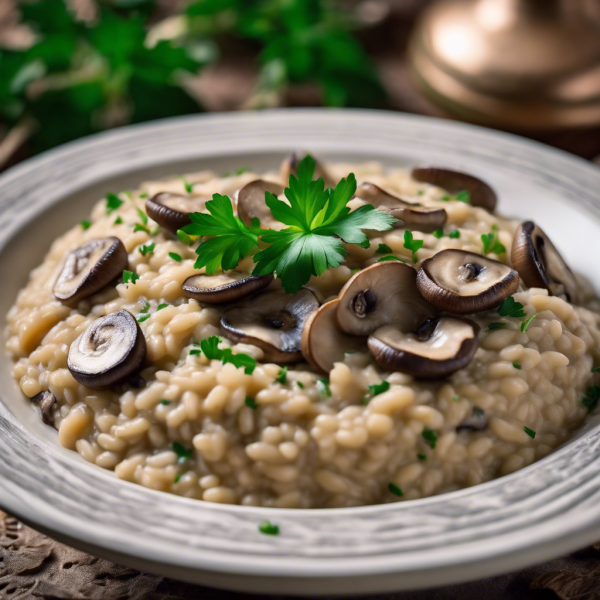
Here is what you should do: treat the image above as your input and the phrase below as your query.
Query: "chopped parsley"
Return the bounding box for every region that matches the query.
[512,362,522,370]
[172,442,193,463]
[453,394,460,402]
[122,270,139,285]
[297,381,305,389]
[245,396,258,410]
[139,243,155,256]
[520,314,537,332]
[432,229,444,239]
[375,243,393,254]
[388,483,404,497]
[275,367,288,384]
[177,229,194,245]
[449,230,460,239]
[581,386,600,412]
[134,223,150,234]
[136,207,148,225]
[497,297,526,318]
[182,155,395,294]
[160,399,171,405]
[377,255,408,263]
[403,230,423,263]
[481,226,506,255]
[114,216,123,225]
[417,453,427,461]
[196,336,257,374]
[180,176,195,193]
[189,348,202,356]
[422,428,438,449]
[157,303,168,311]
[137,313,151,323]
[106,192,123,214]
[224,166,251,177]
[362,380,390,404]
[316,379,331,398]
[440,189,470,203]
[258,520,279,535]
[174,474,181,484]
[417,189,425,195]
[140,193,148,199]
[523,426,536,439]
[169,252,183,262]
[80,218,91,230]
[488,322,506,331]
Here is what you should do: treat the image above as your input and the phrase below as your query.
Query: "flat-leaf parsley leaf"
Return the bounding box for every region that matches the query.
[198,336,257,374]
[403,230,423,263]
[497,296,526,318]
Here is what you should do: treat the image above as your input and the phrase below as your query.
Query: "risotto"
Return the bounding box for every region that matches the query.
[6,156,600,509]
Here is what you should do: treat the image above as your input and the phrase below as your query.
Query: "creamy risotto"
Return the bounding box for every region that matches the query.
[6,156,600,509]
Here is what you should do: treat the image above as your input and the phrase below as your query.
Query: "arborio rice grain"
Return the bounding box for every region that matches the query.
[6,161,600,508]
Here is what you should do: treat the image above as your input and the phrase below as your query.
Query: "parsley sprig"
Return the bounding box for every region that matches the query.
[183,156,396,294]
[481,225,506,255]
[192,336,256,374]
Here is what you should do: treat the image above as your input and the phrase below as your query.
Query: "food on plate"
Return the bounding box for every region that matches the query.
[6,153,600,508]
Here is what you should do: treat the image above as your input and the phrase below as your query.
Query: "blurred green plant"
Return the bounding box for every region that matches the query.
[0,0,212,155]
[185,0,385,107]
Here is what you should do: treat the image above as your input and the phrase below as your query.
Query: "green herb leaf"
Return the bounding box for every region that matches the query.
[136,207,148,225]
[80,218,91,230]
[160,399,171,405]
[593,367,600,373]
[316,378,331,398]
[189,349,201,356]
[106,193,123,214]
[417,453,427,461]
[432,229,444,239]
[140,193,148,199]
[297,381,305,389]
[497,297,526,318]
[169,252,182,262]
[245,396,257,410]
[523,426,536,439]
[488,322,506,331]
[582,386,600,412]
[388,483,403,497]
[174,474,181,484]
[362,380,390,404]
[199,336,257,374]
[137,313,151,323]
[377,255,408,263]
[449,230,460,239]
[139,243,155,256]
[134,223,150,233]
[375,243,393,254]
[258,520,279,535]
[455,189,471,203]
[181,176,195,193]
[481,230,506,255]
[453,394,460,402]
[520,314,537,332]
[422,428,438,449]
[172,441,193,463]
[177,229,194,245]
[512,361,522,370]
[275,367,288,384]
[403,231,423,263]
[157,303,168,311]
[114,216,123,225]
[122,270,139,284]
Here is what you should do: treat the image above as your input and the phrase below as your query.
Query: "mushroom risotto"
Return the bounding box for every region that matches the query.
[6,155,600,509]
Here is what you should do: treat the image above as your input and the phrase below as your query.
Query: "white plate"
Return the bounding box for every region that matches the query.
[1,109,600,596]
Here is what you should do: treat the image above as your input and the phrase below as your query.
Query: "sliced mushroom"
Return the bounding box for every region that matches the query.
[54,237,128,303]
[337,262,437,337]
[511,221,579,303]
[68,310,146,388]
[355,182,447,232]
[146,192,209,234]
[457,407,487,432]
[182,271,273,303]
[221,288,319,363]
[301,299,367,372]
[368,317,479,379]
[30,391,56,427]
[280,152,335,187]
[417,249,519,314]
[411,166,497,212]
[237,180,284,230]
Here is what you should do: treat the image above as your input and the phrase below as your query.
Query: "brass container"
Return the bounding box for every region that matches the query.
[408,0,600,130]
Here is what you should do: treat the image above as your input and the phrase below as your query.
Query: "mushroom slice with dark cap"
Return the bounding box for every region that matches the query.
[280,152,335,188]
[336,262,437,337]
[221,288,319,363]
[237,180,284,230]
[301,299,367,372]
[182,271,273,304]
[511,221,579,303]
[54,237,128,304]
[30,390,57,427]
[368,317,479,379]
[417,249,519,314]
[146,192,209,234]
[355,182,447,232]
[68,310,146,389]
[411,166,497,212]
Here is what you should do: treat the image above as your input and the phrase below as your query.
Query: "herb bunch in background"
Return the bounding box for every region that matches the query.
[185,0,386,108]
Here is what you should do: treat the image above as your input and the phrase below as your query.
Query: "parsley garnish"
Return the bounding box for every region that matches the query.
[137,313,151,323]
[245,396,257,410]
[440,190,470,203]
[520,314,537,332]
[316,379,331,398]
[582,386,600,412]
[422,428,438,449]
[177,229,193,245]
[297,382,305,389]
[140,193,148,199]
[189,348,201,356]
[497,297,526,318]
[377,255,408,263]
[224,167,251,177]
[488,322,506,331]
[388,483,403,497]
[174,475,181,484]
[432,229,444,239]
[403,230,423,263]
[362,380,390,404]
[275,367,288,384]
[453,394,460,402]
[114,216,123,225]
[512,362,522,370]
[181,176,195,193]
[449,230,460,239]
[417,453,427,461]
[258,520,279,535]
[136,207,148,225]
[375,243,393,254]
[122,270,139,284]
[80,218,91,230]
[139,243,155,256]
[157,303,168,311]
[169,252,183,262]
[183,156,395,294]
[481,225,506,255]
[172,442,193,463]
[523,426,536,439]
[160,399,171,405]
[134,223,150,233]
[197,336,257,374]
[106,193,123,214]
